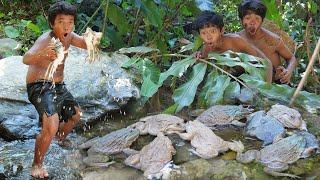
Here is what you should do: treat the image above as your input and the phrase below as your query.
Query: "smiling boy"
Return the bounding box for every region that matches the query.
[23,1,88,178]
[194,11,273,83]
[237,0,297,84]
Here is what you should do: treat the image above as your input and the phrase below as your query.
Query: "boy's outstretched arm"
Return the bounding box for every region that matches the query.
[70,32,87,49]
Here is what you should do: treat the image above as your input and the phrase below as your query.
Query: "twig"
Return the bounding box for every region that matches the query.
[128,7,141,45]
[79,0,106,34]
[290,38,320,105]
[101,0,110,35]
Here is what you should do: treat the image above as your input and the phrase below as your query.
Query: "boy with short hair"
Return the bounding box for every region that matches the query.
[238,0,297,84]
[23,1,93,178]
[194,10,273,83]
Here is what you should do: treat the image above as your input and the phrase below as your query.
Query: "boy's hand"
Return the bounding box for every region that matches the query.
[41,44,57,61]
[275,66,292,84]
[195,51,202,60]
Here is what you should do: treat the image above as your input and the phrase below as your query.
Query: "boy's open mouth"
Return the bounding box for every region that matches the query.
[63,33,68,37]
[248,26,256,35]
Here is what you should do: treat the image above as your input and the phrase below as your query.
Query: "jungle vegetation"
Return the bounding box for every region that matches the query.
[0,0,319,113]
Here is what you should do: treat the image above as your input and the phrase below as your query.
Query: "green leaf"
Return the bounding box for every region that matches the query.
[240,74,320,108]
[179,43,194,53]
[121,57,142,68]
[107,3,131,35]
[173,63,207,113]
[163,104,178,114]
[198,70,219,107]
[159,56,196,83]
[118,46,159,54]
[141,76,162,97]
[223,81,241,103]
[4,26,20,38]
[36,15,50,31]
[140,56,196,98]
[262,0,283,27]
[0,12,4,18]
[141,0,163,27]
[209,51,266,81]
[192,36,203,51]
[26,22,41,34]
[308,0,318,14]
[138,58,161,97]
[206,75,231,106]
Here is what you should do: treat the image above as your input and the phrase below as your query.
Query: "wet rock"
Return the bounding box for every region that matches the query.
[0,47,140,140]
[171,159,246,180]
[0,38,21,58]
[82,166,144,180]
[0,101,39,141]
[0,135,85,179]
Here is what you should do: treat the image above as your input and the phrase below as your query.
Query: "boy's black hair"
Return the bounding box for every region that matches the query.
[193,10,224,32]
[48,1,77,28]
[238,0,267,20]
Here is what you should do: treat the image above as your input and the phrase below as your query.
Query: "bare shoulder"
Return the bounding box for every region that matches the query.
[29,31,52,50]
[224,33,245,40]
[224,33,248,44]
[261,28,281,42]
[237,29,246,37]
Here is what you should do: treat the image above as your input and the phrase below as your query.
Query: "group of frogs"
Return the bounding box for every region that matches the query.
[79,104,319,179]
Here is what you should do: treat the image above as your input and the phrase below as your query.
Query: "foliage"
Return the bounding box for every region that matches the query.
[121,46,269,113]
[0,0,319,110]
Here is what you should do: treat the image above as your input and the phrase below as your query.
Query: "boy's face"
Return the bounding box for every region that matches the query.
[241,11,263,36]
[51,14,75,43]
[199,26,223,48]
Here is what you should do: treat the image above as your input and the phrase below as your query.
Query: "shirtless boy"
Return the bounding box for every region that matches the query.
[238,0,297,84]
[23,1,89,178]
[194,10,273,83]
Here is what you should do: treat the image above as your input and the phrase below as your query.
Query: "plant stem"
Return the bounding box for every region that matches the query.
[290,38,320,106]
[79,0,106,34]
[102,0,110,35]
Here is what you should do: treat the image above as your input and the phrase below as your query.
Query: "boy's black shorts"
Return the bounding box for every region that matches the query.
[27,80,79,127]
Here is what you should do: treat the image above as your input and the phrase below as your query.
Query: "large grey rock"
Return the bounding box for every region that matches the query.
[0,46,140,140]
[0,38,21,58]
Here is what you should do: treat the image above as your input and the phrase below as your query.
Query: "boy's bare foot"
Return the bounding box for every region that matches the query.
[31,165,49,178]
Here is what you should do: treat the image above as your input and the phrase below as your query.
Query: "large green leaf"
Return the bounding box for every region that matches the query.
[240,74,320,108]
[141,75,162,97]
[121,57,141,68]
[159,56,196,83]
[223,81,241,103]
[205,75,231,106]
[4,26,20,38]
[142,56,196,98]
[107,3,131,35]
[141,0,163,27]
[198,70,219,107]
[209,51,266,81]
[173,62,207,112]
